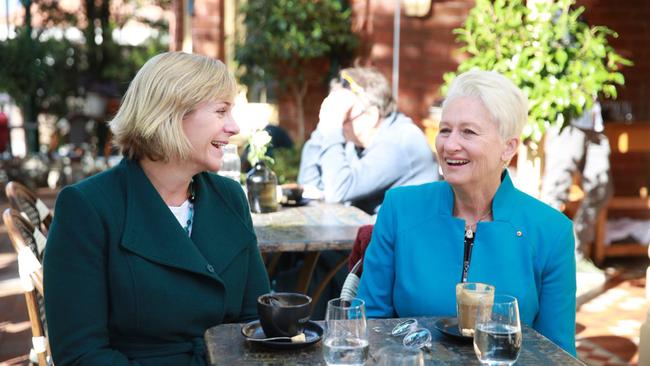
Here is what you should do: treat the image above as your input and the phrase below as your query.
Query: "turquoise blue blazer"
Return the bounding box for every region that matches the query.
[44,159,270,366]
[357,172,577,355]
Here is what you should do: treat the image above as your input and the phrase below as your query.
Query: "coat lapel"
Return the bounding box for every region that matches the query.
[190,173,256,276]
[120,160,220,280]
[119,160,256,282]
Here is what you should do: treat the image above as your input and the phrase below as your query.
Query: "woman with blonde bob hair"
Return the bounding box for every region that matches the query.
[44,52,270,366]
[358,70,577,355]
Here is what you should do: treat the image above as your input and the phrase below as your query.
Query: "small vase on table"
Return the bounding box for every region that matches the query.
[246,161,278,213]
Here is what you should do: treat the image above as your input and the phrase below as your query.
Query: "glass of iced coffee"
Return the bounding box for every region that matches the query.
[456,282,495,337]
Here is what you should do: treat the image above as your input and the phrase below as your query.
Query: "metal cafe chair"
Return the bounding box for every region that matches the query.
[340,224,373,301]
[3,208,51,366]
[5,181,53,236]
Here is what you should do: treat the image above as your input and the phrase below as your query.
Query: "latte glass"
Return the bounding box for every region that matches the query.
[456,282,495,337]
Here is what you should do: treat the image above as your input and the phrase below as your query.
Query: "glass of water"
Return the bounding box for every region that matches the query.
[473,294,522,366]
[217,144,242,183]
[323,297,368,366]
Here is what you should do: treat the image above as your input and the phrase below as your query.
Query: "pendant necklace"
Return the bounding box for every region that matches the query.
[460,209,492,283]
[464,209,492,239]
[184,179,196,236]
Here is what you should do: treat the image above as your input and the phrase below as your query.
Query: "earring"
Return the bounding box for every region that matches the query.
[502,158,510,169]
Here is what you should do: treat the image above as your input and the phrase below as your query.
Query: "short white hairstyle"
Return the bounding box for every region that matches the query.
[443,70,528,140]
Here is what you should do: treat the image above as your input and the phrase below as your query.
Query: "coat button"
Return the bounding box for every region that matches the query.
[516,231,523,237]
[206,264,215,273]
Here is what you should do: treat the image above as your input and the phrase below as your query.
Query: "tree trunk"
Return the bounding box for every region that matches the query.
[21,0,39,152]
[99,0,110,72]
[290,81,308,143]
[85,0,98,76]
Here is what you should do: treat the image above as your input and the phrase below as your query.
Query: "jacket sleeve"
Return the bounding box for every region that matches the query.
[297,130,324,189]
[533,220,577,356]
[44,186,141,366]
[317,126,415,204]
[356,189,398,318]
[235,184,270,321]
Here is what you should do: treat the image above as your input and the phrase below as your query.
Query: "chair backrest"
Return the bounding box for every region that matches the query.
[5,181,53,235]
[341,225,374,301]
[348,225,374,276]
[3,207,48,263]
[3,208,51,366]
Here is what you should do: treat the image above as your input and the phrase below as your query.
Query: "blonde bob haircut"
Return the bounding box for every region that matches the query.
[443,70,528,140]
[109,52,236,162]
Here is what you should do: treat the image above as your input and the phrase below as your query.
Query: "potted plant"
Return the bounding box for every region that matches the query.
[235,0,357,142]
[442,0,631,194]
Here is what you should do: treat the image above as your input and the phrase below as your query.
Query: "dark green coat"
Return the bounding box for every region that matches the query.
[44,159,270,366]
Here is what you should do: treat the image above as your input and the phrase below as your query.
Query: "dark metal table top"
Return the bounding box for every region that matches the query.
[252,202,373,253]
[205,317,584,365]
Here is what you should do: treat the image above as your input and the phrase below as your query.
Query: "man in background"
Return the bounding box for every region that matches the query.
[287,68,438,318]
[298,67,438,215]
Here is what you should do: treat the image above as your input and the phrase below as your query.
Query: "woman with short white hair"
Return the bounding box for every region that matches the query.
[44,52,270,366]
[358,70,576,355]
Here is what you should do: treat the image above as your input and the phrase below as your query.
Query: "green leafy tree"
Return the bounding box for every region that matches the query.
[236,0,357,141]
[0,29,83,151]
[102,36,169,87]
[0,0,168,152]
[272,145,302,184]
[443,0,631,145]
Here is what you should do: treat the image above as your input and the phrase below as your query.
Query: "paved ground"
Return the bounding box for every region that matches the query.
[576,257,649,366]
[0,189,647,365]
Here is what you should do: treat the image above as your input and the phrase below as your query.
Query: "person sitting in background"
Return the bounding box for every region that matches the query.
[44,52,270,366]
[541,99,612,274]
[357,70,577,355]
[298,67,438,215]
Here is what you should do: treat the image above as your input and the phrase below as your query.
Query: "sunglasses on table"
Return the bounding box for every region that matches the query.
[391,319,432,350]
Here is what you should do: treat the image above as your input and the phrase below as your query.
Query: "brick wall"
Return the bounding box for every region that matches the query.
[169,0,183,51]
[349,0,475,126]
[278,86,329,143]
[575,0,650,122]
[347,0,649,127]
[192,0,225,59]
[182,0,650,139]
[169,0,225,59]
[278,0,476,141]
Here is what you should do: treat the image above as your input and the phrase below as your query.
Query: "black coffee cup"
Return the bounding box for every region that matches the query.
[257,292,312,338]
[281,183,304,205]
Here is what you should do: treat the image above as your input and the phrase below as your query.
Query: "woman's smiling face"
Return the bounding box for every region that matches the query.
[182,100,239,173]
[436,96,512,190]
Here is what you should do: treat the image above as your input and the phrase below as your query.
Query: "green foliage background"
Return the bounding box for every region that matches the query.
[443,0,631,144]
[0,31,166,118]
[236,0,357,87]
[272,145,302,184]
[0,30,82,119]
[0,2,167,151]
[235,0,358,140]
